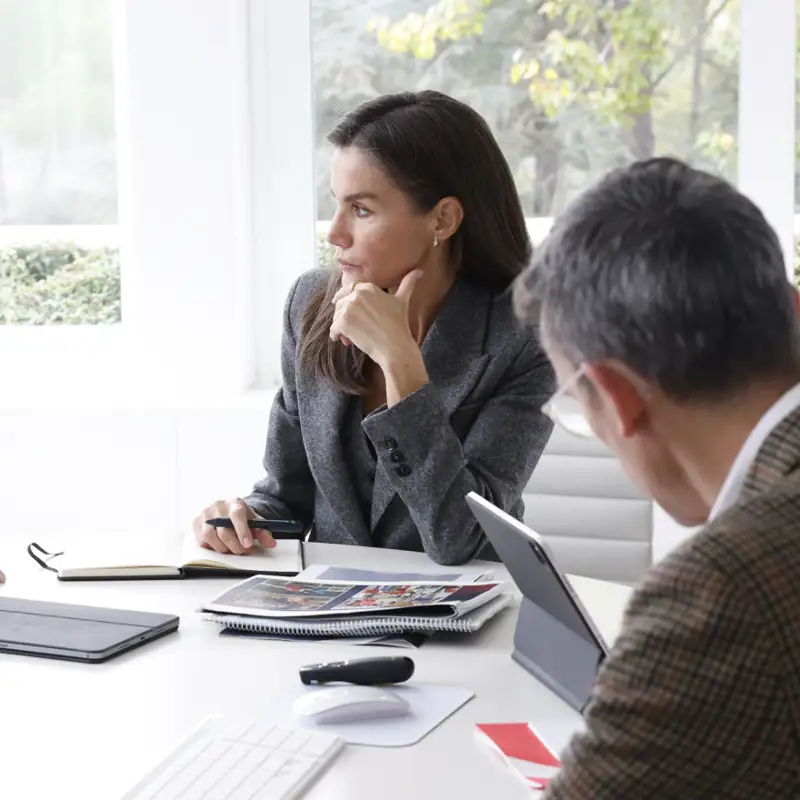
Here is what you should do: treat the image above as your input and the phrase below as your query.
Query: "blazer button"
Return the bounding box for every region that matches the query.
[390,450,405,463]
[384,437,398,450]
[395,463,412,477]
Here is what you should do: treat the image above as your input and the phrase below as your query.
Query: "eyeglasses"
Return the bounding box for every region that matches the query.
[541,364,595,439]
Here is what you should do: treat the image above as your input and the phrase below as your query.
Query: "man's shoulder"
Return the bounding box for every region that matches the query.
[642,477,800,615]
[690,476,800,570]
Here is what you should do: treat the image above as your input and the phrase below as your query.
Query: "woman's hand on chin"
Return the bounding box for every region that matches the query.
[329,270,423,367]
[330,270,429,405]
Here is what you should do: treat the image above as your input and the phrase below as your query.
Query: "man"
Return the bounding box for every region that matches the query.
[514,157,800,798]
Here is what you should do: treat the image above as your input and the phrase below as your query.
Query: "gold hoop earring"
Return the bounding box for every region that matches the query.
[433,235,439,248]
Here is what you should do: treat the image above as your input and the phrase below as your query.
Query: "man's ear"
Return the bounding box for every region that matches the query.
[584,362,648,438]
[431,196,464,243]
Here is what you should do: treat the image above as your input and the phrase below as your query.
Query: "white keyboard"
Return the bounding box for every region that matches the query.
[121,717,344,800]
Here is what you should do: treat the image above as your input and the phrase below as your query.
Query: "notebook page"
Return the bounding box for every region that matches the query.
[52,532,181,573]
[180,537,302,575]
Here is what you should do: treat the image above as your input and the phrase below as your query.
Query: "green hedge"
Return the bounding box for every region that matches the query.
[1,236,799,325]
[318,236,336,270]
[0,243,121,324]
[790,239,800,286]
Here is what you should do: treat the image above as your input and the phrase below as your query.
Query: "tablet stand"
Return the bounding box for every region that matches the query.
[511,596,605,713]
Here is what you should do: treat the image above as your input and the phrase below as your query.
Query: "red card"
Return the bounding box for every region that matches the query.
[476,722,561,792]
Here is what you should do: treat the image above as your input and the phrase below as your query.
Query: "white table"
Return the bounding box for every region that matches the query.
[0,536,631,800]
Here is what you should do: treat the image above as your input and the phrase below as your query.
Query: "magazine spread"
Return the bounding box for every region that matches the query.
[202,574,504,620]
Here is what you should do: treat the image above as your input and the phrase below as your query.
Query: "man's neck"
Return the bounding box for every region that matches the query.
[666,374,800,513]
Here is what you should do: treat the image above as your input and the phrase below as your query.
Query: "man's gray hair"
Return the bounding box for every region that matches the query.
[515,157,800,401]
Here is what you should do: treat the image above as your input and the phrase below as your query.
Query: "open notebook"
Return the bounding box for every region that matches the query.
[26,534,304,581]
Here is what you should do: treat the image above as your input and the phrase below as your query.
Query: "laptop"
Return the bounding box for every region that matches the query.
[0,597,179,662]
[466,492,609,712]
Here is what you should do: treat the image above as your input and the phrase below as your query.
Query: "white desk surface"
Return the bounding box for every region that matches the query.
[0,536,631,800]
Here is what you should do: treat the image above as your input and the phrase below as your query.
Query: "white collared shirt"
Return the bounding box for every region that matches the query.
[709,382,800,521]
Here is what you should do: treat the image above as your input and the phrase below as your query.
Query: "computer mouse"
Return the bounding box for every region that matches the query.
[293,685,411,725]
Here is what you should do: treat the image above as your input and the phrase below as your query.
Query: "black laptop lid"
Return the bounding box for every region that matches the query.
[0,597,178,661]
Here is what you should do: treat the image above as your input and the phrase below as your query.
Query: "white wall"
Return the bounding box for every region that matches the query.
[0,402,273,542]
[651,504,698,563]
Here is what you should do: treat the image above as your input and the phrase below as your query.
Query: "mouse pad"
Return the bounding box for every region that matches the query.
[272,683,474,747]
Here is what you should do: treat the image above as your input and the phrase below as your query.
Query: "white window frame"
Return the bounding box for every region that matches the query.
[249,0,316,390]
[738,0,796,275]
[0,0,795,403]
[0,0,260,404]
[116,0,258,398]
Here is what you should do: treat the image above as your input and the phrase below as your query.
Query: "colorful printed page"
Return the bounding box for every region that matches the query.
[475,722,561,792]
[202,574,504,619]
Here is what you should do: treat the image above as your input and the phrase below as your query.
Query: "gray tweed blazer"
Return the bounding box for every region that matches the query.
[244,269,554,565]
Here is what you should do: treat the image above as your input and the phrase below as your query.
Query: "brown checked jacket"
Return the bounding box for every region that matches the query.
[545,406,800,798]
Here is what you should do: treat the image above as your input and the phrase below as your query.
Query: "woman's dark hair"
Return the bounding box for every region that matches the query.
[300,90,531,394]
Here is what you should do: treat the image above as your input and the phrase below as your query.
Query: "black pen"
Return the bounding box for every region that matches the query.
[205,517,305,538]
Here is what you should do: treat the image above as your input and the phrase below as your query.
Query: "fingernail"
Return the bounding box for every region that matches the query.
[242,536,252,548]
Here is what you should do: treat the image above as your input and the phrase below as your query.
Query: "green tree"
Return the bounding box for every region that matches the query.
[368,0,738,212]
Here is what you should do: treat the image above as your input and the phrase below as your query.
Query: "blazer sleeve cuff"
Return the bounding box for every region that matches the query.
[362,382,465,482]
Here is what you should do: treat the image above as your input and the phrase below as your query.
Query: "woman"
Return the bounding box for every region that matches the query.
[194,90,555,565]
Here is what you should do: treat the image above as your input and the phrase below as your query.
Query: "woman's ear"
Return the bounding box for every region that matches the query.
[432,196,464,243]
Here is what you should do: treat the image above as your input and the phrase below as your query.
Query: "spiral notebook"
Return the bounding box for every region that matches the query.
[203,594,510,637]
[200,574,511,638]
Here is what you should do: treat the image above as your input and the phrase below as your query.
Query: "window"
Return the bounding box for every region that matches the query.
[250,0,791,386]
[0,0,119,324]
[0,0,794,397]
[311,0,739,247]
[1,0,259,401]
